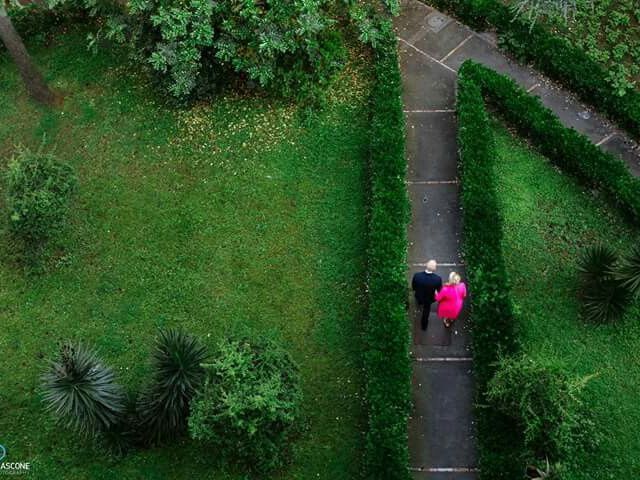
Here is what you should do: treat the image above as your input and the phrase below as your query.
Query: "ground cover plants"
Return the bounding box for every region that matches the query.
[520,0,640,95]
[0,24,373,478]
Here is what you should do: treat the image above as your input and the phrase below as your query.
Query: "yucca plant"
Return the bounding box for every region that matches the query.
[42,342,126,438]
[577,244,631,323]
[576,244,618,284]
[136,328,208,446]
[615,244,640,299]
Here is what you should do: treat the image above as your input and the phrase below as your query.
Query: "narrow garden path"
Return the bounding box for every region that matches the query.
[395,1,640,479]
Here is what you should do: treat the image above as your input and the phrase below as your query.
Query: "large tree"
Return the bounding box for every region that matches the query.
[0,1,58,105]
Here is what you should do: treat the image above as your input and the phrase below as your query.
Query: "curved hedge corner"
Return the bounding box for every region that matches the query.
[460,61,640,224]
[457,59,640,478]
[364,21,412,480]
[429,0,640,139]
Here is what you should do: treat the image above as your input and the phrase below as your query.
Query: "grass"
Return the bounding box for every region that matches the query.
[492,121,640,479]
[0,29,372,479]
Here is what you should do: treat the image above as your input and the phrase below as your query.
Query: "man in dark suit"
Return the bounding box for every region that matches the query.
[411,259,442,331]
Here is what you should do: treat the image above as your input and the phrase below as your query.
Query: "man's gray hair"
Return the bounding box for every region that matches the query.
[426,259,437,273]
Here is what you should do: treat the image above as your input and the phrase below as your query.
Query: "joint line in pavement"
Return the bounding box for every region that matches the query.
[440,34,474,63]
[398,37,457,74]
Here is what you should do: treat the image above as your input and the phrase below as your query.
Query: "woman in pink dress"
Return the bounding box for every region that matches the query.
[435,272,467,328]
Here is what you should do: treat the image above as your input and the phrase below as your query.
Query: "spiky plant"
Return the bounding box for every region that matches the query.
[581,277,631,323]
[577,244,630,323]
[576,244,618,285]
[136,328,208,446]
[526,458,551,479]
[42,342,126,438]
[511,0,578,26]
[615,244,640,299]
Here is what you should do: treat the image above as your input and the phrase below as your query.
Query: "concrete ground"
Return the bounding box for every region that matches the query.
[396,1,640,478]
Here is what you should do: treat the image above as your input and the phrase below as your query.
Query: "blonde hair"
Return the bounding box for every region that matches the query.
[448,272,461,285]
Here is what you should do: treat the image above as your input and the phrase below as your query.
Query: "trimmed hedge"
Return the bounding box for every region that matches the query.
[364,20,412,480]
[428,0,640,139]
[457,59,640,478]
[456,62,521,479]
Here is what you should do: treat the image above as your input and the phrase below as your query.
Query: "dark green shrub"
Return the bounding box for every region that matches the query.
[576,244,631,323]
[576,244,618,285]
[364,20,411,480]
[3,3,88,52]
[188,337,302,473]
[41,342,126,438]
[487,355,599,468]
[4,147,77,247]
[136,328,208,446]
[580,277,631,324]
[84,0,346,100]
[616,244,640,298]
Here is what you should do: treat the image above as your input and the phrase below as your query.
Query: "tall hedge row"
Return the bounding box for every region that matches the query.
[456,62,522,479]
[364,21,412,480]
[428,0,640,139]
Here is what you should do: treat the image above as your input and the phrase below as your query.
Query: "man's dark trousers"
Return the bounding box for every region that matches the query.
[411,270,443,331]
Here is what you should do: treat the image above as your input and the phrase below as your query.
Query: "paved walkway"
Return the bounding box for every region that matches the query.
[396,1,640,479]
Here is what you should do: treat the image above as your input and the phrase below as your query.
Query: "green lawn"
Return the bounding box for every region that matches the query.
[0,30,371,479]
[492,122,640,479]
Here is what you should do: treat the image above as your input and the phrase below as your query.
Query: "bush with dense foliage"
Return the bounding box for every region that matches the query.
[487,355,599,473]
[83,0,347,100]
[427,0,640,138]
[188,337,302,473]
[41,342,127,439]
[4,146,77,247]
[363,19,411,480]
[136,328,208,446]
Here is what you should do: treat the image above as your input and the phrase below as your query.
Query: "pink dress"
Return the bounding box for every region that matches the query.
[435,283,467,319]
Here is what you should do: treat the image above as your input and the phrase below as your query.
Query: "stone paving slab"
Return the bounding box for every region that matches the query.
[409,361,478,469]
[600,134,640,177]
[531,83,613,143]
[442,35,538,90]
[411,471,478,480]
[408,183,463,264]
[395,0,434,41]
[411,18,472,61]
[400,43,457,110]
[406,112,459,182]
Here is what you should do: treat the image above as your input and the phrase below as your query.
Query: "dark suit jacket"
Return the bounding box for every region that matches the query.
[412,271,442,306]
